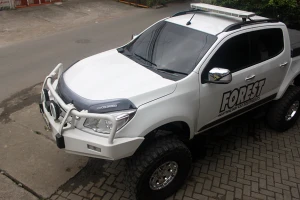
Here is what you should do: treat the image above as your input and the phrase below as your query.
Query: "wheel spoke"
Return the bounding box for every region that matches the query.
[285,101,299,121]
[149,161,178,190]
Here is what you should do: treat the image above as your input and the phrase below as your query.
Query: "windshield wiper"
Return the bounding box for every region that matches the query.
[156,68,188,75]
[133,53,187,76]
[134,53,157,66]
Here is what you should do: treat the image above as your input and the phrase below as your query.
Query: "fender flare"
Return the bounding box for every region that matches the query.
[275,57,300,100]
[138,117,195,140]
[276,65,300,100]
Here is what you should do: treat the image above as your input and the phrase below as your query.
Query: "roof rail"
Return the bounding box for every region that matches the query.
[223,19,279,32]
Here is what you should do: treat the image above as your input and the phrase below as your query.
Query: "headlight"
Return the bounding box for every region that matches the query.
[83,110,136,134]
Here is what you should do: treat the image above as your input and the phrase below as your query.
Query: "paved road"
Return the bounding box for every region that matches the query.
[0,2,189,102]
[51,115,300,200]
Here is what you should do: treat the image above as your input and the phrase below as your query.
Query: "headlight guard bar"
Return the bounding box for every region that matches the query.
[42,63,117,144]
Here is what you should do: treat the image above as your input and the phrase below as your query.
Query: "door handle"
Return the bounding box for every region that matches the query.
[245,75,255,81]
[279,62,288,68]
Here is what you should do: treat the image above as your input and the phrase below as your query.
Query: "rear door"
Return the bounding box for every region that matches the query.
[249,28,289,94]
[197,26,287,132]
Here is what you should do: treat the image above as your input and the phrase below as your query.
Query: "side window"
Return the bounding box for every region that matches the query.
[250,28,284,64]
[202,33,250,82]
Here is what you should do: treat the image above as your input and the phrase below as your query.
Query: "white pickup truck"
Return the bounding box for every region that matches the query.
[40,3,300,199]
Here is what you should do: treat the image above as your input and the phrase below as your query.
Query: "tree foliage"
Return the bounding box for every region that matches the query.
[214,0,300,29]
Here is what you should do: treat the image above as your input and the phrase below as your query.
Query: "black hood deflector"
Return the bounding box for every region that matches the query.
[56,76,136,113]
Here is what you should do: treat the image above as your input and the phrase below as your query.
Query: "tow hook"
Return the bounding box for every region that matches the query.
[56,134,65,149]
[39,103,44,113]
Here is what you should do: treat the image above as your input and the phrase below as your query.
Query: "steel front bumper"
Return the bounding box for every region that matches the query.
[40,64,143,160]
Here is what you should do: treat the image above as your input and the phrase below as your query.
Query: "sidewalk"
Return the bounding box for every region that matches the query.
[0,0,138,47]
[0,174,38,200]
[0,84,88,199]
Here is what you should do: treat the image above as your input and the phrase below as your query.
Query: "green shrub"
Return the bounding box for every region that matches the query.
[130,0,177,7]
[142,0,172,7]
[0,6,10,10]
[214,0,300,29]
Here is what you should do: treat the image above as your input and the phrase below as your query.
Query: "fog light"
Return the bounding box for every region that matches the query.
[50,101,61,120]
[87,144,101,152]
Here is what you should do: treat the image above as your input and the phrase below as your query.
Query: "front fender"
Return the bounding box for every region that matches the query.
[116,73,200,139]
[116,93,196,139]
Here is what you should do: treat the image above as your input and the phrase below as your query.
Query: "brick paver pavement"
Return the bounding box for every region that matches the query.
[50,115,300,200]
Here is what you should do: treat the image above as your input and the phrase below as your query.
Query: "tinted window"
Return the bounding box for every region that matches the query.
[122,21,217,76]
[203,33,250,81]
[250,28,284,64]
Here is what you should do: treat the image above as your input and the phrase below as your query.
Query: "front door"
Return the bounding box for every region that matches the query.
[197,26,287,132]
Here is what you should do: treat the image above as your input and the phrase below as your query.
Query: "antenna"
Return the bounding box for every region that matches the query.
[186,13,196,25]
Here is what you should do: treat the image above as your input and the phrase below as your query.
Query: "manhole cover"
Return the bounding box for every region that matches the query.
[75,39,91,44]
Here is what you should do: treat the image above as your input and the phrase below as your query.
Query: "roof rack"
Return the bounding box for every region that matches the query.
[190,3,255,21]
[171,4,279,33]
[222,19,279,32]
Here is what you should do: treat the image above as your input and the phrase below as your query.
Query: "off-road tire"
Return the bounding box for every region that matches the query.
[267,86,300,132]
[125,137,192,200]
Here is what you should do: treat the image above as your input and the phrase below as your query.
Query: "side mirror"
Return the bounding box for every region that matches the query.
[206,68,232,84]
[132,34,138,40]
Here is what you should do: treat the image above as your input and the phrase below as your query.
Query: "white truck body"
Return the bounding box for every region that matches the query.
[40,4,300,161]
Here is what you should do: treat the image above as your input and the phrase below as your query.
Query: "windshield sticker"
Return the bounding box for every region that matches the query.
[218,79,266,117]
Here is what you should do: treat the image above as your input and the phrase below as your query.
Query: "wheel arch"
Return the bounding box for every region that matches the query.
[148,121,191,141]
[294,73,300,86]
[276,69,300,100]
[135,120,193,153]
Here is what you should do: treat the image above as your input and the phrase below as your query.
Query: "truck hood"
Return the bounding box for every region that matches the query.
[62,49,176,109]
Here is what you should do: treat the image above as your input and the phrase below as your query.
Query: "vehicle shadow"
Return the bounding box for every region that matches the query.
[188,111,266,160]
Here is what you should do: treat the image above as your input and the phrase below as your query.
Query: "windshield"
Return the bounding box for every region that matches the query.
[119,21,217,80]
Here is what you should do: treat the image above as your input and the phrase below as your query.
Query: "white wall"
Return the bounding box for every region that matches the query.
[0,0,15,9]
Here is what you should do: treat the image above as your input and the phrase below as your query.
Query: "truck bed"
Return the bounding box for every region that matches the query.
[288,29,300,58]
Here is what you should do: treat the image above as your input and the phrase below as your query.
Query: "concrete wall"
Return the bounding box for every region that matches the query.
[0,0,14,9]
